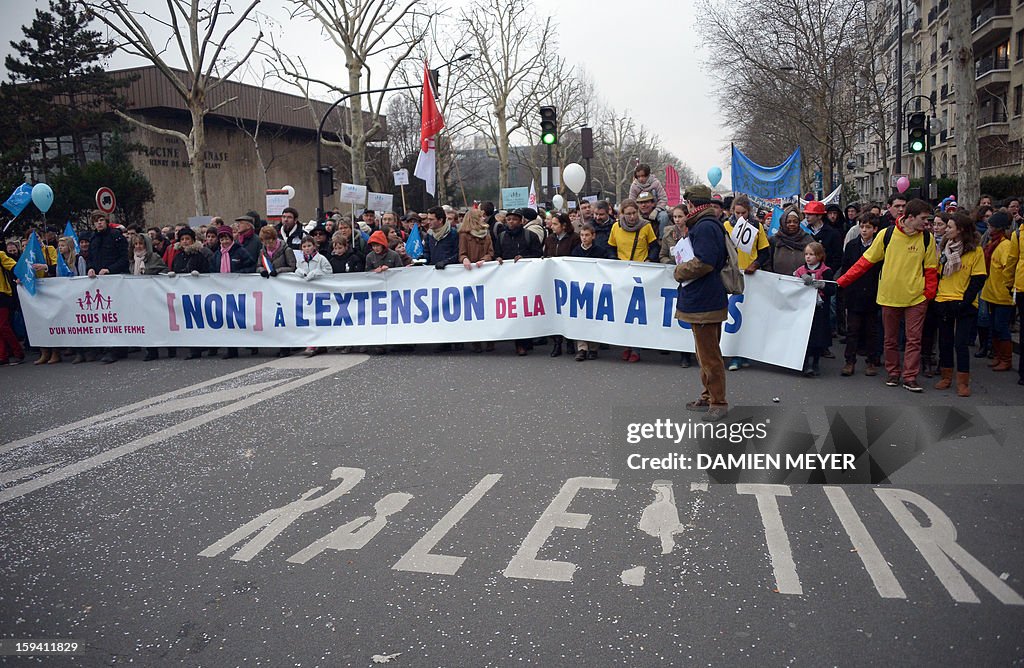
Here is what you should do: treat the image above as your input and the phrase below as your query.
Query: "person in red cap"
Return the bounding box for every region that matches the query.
[365,230,403,273]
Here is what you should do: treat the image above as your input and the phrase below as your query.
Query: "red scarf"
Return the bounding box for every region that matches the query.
[983,230,1005,271]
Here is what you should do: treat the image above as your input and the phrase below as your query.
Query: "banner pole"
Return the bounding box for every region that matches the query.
[400,184,407,214]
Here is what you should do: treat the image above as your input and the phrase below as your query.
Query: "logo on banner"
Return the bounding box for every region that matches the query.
[76,289,113,312]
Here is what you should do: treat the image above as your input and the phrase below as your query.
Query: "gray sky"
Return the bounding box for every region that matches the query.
[0,0,730,188]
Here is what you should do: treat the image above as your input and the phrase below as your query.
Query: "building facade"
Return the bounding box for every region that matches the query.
[852,0,1024,203]
[26,66,387,230]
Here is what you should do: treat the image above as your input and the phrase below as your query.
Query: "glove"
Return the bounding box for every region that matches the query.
[260,269,269,278]
[435,262,446,270]
[304,273,314,281]
[812,280,826,290]
[801,274,815,286]
[167,271,177,277]
[190,270,200,277]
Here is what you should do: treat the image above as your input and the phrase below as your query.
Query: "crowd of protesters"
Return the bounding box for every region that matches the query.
[1,164,1023,401]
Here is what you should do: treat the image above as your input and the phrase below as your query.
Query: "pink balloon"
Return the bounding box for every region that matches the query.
[896,176,910,193]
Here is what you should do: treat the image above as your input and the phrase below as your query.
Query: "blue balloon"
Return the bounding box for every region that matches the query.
[707,167,722,189]
[31,183,54,213]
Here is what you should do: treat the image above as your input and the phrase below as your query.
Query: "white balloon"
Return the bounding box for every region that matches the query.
[552,194,565,211]
[562,163,586,194]
[283,185,296,200]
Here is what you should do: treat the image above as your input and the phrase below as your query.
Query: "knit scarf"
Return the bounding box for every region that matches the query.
[942,239,963,277]
[220,248,232,273]
[263,239,280,257]
[685,203,714,224]
[617,215,645,233]
[133,251,147,275]
[470,225,488,239]
[774,226,808,252]
[983,231,1005,271]
[430,221,451,241]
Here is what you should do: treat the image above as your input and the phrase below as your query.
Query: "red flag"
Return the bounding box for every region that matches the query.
[420,61,445,150]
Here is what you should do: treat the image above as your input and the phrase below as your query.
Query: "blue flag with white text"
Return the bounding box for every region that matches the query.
[405,224,424,259]
[731,145,802,200]
[56,251,73,277]
[2,183,32,217]
[12,251,36,295]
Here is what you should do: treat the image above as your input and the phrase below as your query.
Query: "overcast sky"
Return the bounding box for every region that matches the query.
[0,0,730,188]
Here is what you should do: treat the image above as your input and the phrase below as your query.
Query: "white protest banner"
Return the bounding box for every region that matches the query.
[582,195,598,204]
[340,183,368,206]
[19,262,815,369]
[501,187,529,209]
[393,169,409,186]
[367,192,394,212]
[266,189,289,221]
[729,216,756,254]
[187,215,212,229]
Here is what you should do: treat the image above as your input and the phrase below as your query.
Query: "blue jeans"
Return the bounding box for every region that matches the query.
[990,303,1013,341]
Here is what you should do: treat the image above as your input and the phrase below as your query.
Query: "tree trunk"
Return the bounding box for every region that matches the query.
[347,62,367,186]
[949,0,979,206]
[496,107,510,190]
[188,104,209,216]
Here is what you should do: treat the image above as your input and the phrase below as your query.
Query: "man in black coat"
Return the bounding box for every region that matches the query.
[85,210,129,364]
[496,209,542,262]
[838,215,882,376]
[423,206,460,268]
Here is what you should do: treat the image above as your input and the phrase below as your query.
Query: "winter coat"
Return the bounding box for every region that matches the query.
[87,227,129,275]
[328,249,364,273]
[659,225,686,264]
[628,176,669,209]
[809,222,844,274]
[570,243,612,259]
[543,232,580,258]
[239,232,261,262]
[210,244,256,274]
[424,228,460,267]
[171,245,208,274]
[365,248,404,271]
[592,219,615,258]
[769,230,815,277]
[295,252,333,279]
[673,211,728,323]
[130,251,168,275]
[795,263,836,352]
[258,242,297,274]
[496,225,543,260]
[278,223,304,250]
[839,236,881,312]
[459,230,495,263]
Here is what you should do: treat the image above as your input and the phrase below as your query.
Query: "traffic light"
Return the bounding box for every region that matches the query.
[317,166,335,197]
[908,112,927,153]
[539,106,557,145]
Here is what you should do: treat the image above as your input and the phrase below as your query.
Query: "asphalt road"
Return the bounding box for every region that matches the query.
[1,345,1022,666]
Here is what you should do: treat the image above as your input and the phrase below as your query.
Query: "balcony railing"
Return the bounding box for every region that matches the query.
[972,2,1012,30]
[980,111,1009,125]
[976,55,1011,76]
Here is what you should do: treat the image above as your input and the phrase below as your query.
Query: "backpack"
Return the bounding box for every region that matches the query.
[720,227,744,295]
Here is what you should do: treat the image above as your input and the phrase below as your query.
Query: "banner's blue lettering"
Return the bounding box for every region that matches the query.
[553,279,567,314]
[570,282,595,319]
[596,284,614,322]
[332,292,353,326]
[226,294,246,329]
[314,293,331,327]
[413,289,430,324]
[463,286,484,321]
[183,295,204,329]
[206,294,224,328]
[371,291,388,325]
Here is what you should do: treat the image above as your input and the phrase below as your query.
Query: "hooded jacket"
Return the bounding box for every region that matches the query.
[170,243,209,274]
[628,177,668,209]
[673,210,728,323]
[210,243,256,274]
[87,227,129,275]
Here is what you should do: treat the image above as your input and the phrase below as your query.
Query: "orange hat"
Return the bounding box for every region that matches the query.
[368,230,388,247]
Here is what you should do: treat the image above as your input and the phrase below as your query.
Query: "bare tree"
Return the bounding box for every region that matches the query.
[81,0,263,215]
[459,0,554,190]
[949,0,979,205]
[273,0,431,189]
[594,105,660,202]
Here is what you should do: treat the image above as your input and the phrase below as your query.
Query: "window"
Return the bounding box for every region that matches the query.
[1016,29,1024,61]
[1015,85,1023,117]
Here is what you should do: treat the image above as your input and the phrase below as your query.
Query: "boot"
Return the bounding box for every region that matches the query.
[33,349,51,365]
[975,328,990,358]
[47,350,62,364]
[71,353,86,365]
[550,338,562,358]
[840,361,855,376]
[922,355,936,378]
[802,355,814,377]
[956,371,971,397]
[934,368,953,390]
[992,340,1013,371]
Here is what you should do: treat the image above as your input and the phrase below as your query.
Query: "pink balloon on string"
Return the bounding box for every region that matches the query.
[896,176,910,194]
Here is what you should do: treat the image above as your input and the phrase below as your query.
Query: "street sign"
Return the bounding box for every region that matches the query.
[95,187,116,214]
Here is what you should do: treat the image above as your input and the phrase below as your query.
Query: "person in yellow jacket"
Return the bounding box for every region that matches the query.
[723,195,769,371]
[1006,216,1024,385]
[979,211,1015,372]
[837,198,939,392]
[0,251,26,365]
[933,213,987,396]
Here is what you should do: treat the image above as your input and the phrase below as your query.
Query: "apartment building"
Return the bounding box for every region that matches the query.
[853,0,1024,203]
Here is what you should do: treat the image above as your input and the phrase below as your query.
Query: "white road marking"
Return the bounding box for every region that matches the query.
[0,462,61,487]
[504,476,618,582]
[288,492,413,565]
[0,356,368,506]
[620,566,646,586]
[736,484,803,595]
[823,486,906,599]
[199,467,366,562]
[638,480,684,555]
[0,357,310,456]
[876,488,1024,605]
[393,474,502,575]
